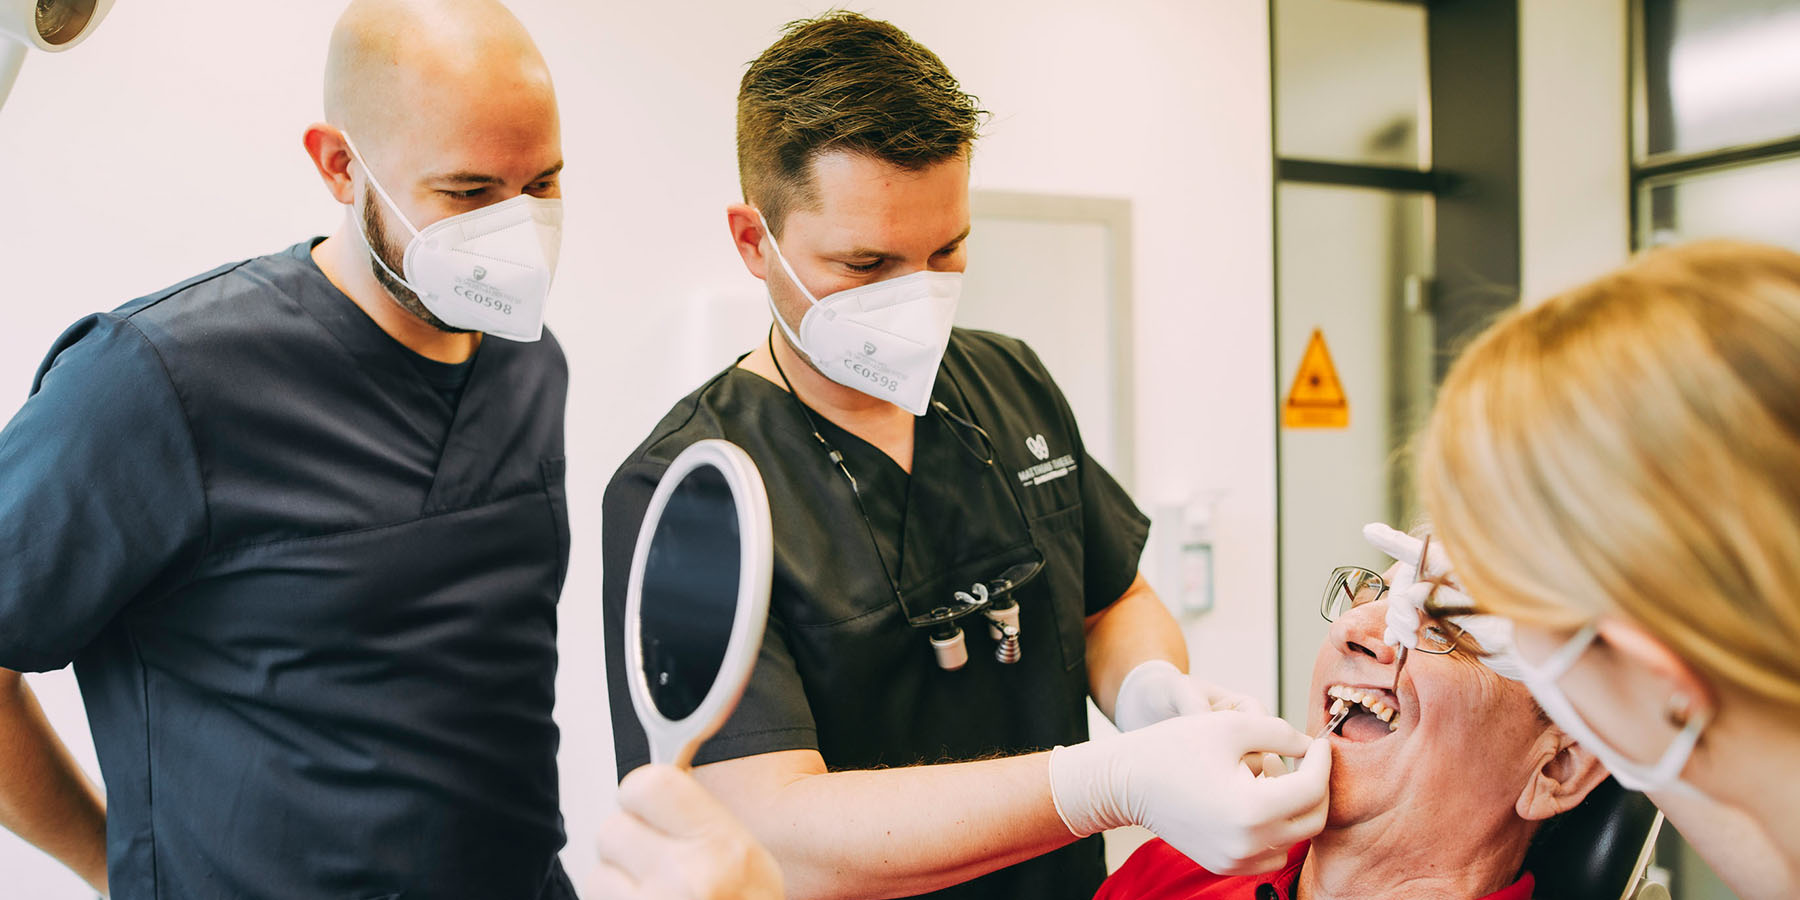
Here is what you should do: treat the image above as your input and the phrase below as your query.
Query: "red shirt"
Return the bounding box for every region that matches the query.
[1093,839,1536,900]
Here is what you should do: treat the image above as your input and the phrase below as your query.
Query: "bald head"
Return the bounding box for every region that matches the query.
[307,0,563,332]
[325,0,555,151]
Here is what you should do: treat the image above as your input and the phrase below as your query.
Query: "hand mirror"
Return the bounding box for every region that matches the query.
[624,439,773,768]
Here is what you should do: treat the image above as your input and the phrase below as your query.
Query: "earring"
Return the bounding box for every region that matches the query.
[1664,693,1694,729]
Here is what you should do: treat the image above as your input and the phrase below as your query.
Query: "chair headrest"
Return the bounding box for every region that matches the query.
[1523,776,1661,900]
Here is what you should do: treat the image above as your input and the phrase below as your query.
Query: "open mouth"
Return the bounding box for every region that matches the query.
[1324,684,1401,742]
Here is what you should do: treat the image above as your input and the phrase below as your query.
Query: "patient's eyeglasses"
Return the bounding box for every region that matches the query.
[1319,566,1467,654]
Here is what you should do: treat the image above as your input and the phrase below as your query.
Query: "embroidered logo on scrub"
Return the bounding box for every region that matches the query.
[1016,433,1077,486]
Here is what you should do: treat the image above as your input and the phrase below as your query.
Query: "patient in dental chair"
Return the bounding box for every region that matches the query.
[1094,562,1609,900]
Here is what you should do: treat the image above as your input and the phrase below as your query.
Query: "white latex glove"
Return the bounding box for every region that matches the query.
[1112,660,1269,731]
[1049,710,1332,876]
[593,764,784,900]
[1361,523,1525,680]
[1112,660,1282,775]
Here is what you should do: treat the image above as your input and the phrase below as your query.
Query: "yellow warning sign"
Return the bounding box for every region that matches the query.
[1283,328,1349,429]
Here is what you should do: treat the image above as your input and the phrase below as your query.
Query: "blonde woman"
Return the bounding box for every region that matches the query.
[1417,240,1800,900]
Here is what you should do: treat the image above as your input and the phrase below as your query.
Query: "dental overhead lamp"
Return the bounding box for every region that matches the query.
[1,0,115,112]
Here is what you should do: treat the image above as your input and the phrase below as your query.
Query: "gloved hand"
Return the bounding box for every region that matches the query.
[593,764,784,900]
[1112,659,1270,731]
[1049,710,1332,876]
[1361,523,1523,680]
[1111,660,1283,775]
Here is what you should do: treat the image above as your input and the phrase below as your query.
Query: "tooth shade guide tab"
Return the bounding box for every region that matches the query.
[1317,705,1353,739]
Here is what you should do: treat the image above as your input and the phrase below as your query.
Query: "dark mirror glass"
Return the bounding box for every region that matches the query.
[640,465,740,721]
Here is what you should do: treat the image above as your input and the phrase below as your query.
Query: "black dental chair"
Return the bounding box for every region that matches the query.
[1524,777,1667,900]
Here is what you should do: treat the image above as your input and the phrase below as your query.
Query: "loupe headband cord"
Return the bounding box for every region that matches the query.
[764,329,1042,628]
[931,399,995,466]
[766,330,906,607]
[933,370,1040,558]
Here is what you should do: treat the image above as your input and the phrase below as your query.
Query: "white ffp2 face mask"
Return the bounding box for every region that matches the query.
[345,135,563,342]
[1510,622,1709,794]
[760,212,962,416]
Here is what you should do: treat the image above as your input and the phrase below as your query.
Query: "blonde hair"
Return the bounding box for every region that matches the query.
[1420,240,1800,710]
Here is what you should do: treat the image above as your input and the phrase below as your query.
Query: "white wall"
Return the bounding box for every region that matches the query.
[1274,184,1424,722]
[1275,0,1427,167]
[1518,0,1630,304]
[1270,0,1430,724]
[0,1,1276,893]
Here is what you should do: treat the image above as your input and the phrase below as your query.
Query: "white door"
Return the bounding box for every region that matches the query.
[956,191,1134,486]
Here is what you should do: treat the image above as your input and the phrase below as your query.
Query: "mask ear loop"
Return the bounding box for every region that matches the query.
[756,210,827,366]
[341,133,429,296]
[1533,621,1602,681]
[1532,621,1710,784]
[341,134,424,240]
[756,210,822,306]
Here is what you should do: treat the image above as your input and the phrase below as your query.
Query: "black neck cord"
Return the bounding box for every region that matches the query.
[767,330,906,604]
[763,329,1041,616]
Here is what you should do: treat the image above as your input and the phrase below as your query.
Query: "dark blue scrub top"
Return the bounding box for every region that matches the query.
[0,240,575,899]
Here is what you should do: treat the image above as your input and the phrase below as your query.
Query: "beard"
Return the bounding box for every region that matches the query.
[767,266,831,380]
[359,187,474,335]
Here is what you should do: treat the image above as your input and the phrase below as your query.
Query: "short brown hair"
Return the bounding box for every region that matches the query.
[737,10,986,235]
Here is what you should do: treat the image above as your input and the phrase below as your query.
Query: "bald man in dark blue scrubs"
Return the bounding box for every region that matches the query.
[0,2,577,897]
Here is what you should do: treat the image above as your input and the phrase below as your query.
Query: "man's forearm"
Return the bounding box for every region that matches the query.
[694,750,1076,900]
[1084,575,1188,720]
[0,669,108,894]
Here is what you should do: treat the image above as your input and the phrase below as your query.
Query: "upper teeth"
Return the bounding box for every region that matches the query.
[1328,685,1398,728]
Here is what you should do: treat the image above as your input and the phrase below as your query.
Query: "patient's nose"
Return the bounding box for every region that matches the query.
[1333,598,1399,665]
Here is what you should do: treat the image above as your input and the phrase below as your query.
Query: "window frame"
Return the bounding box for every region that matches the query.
[1629,0,1800,248]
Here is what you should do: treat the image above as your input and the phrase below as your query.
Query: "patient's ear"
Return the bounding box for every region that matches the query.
[1517,725,1609,821]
